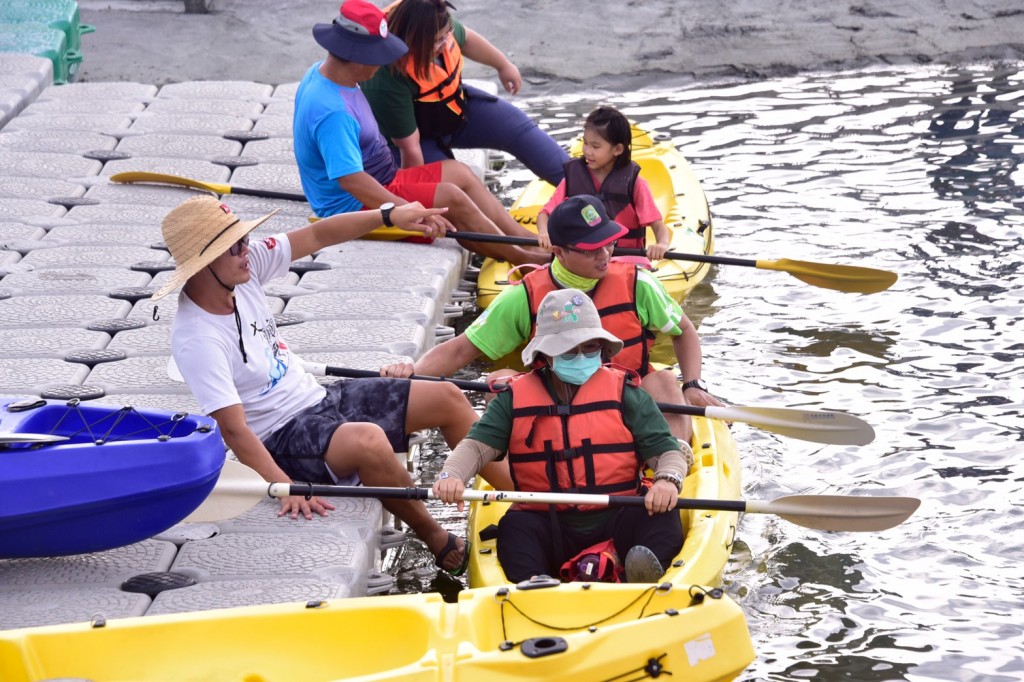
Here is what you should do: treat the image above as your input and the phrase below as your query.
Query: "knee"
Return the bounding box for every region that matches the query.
[642,369,680,394]
[436,183,471,209]
[431,382,473,412]
[335,422,391,454]
[441,159,474,183]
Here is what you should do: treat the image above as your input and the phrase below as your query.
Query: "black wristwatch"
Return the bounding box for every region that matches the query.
[379,202,396,227]
[682,378,708,392]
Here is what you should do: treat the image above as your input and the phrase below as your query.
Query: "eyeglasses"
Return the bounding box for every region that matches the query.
[227,235,250,257]
[558,342,603,360]
[564,242,615,259]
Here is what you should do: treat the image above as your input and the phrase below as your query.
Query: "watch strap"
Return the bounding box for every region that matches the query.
[380,203,395,228]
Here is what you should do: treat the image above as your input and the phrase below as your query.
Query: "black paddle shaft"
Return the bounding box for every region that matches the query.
[448,231,757,268]
[318,365,709,419]
[234,187,306,202]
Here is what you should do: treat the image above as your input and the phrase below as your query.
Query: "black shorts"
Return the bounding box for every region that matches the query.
[261,378,411,483]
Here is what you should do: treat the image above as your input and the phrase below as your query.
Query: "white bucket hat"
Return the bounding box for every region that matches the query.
[152,196,281,300]
[521,288,623,365]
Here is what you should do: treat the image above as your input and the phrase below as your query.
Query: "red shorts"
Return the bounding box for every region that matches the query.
[383,161,444,207]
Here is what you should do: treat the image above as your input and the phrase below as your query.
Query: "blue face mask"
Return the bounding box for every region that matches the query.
[551,353,602,385]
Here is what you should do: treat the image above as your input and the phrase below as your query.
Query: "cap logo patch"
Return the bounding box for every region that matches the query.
[379,18,388,37]
[581,204,601,226]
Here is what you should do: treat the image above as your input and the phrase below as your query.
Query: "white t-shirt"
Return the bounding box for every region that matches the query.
[171,234,325,439]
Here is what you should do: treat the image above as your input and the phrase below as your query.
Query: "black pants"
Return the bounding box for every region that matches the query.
[496,505,684,583]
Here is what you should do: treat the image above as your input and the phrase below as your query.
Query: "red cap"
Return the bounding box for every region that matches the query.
[339,0,388,37]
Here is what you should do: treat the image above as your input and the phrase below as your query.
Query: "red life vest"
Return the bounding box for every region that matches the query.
[563,158,644,250]
[401,35,466,137]
[523,263,655,376]
[506,367,642,513]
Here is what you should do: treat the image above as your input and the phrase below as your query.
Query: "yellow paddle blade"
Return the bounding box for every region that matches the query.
[109,171,232,195]
[756,258,898,294]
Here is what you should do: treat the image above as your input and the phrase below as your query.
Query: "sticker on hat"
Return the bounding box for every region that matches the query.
[582,204,602,226]
[379,18,388,37]
[553,294,585,323]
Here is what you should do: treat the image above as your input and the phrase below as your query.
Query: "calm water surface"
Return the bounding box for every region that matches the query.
[405,62,1024,681]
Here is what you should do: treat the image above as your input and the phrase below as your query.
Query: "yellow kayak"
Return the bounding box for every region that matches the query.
[0,580,751,681]
[477,125,714,309]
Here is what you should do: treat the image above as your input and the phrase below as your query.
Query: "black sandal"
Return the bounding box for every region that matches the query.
[434,531,471,577]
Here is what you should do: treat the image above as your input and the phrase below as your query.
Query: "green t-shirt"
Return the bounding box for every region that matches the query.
[468,368,679,532]
[466,260,686,361]
[362,19,468,141]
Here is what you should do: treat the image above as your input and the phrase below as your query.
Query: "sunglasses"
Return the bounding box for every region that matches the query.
[227,235,250,257]
[557,342,604,361]
[564,242,616,258]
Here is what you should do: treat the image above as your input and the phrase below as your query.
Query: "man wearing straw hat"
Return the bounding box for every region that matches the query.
[292,0,548,266]
[431,288,688,583]
[156,196,475,575]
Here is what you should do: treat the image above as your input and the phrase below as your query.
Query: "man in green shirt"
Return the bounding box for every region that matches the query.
[383,194,720,443]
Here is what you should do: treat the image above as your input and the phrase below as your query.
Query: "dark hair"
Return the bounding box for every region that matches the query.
[386,0,454,81]
[584,106,632,168]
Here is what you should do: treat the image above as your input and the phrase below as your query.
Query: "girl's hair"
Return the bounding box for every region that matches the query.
[386,0,454,81]
[584,106,632,168]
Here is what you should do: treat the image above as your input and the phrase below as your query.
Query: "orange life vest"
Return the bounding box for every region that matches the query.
[523,263,655,376]
[563,158,644,250]
[506,367,642,512]
[401,34,466,137]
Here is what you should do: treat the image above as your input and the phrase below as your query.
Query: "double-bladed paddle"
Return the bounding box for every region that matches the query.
[109,171,306,202]
[448,231,898,294]
[301,363,875,446]
[106,173,896,293]
[185,459,919,532]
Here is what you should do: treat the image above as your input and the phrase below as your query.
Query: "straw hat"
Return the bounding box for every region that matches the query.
[152,196,281,300]
[521,288,623,365]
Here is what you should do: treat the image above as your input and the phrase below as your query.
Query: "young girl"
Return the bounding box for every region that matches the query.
[537,107,670,266]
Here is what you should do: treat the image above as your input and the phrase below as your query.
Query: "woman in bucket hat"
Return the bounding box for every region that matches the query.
[431,288,688,583]
[293,0,549,266]
[160,196,492,575]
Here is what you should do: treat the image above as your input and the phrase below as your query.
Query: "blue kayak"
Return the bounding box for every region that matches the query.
[0,397,224,558]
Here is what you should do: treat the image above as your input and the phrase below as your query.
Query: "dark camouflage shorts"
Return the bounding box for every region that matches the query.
[261,378,411,484]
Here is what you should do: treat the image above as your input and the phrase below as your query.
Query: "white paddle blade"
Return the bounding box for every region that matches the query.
[0,433,70,444]
[183,459,268,522]
[746,495,921,532]
[705,405,875,446]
